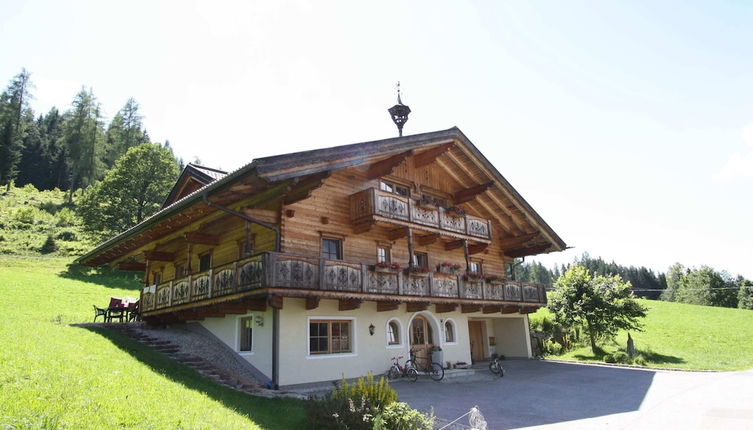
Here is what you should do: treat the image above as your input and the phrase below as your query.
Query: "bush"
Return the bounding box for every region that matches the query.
[633,356,648,366]
[55,208,77,227]
[603,354,616,363]
[40,235,57,254]
[56,230,77,241]
[373,402,434,430]
[612,351,630,364]
[305,374,397,430]
[14,207,36,224]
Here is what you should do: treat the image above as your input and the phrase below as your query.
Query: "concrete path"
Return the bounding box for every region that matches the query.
[393,360,753,430]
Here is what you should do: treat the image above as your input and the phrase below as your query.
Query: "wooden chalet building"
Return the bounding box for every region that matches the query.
[78,127,566,388]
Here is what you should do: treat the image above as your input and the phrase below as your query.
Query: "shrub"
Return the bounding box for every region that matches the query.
[14,207,36,224]
[603,354,616,363]
[306,374,397,429]
[373,402,434,430]
[55,208,77,227]
[633,356,648,366]
[56,230,77,241]
[40,235,57,254]
[612,351,630,364]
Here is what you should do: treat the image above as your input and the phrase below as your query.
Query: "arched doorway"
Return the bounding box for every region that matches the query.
[410,315,435,370]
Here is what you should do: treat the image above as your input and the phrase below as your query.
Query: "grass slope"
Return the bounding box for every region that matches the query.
[0,256,305,429]
[0,184,92,256]
[535,299,753,370]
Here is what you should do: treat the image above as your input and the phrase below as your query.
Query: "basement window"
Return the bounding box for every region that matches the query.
[239,316,253,352]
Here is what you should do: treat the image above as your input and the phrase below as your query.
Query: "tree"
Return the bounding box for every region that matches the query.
[103,98,148,168]
[661,263,685,302]
[63,87,104,199]
[0,69,33,188]
[737,277,753,310]
[675,266,738,308]
[548,265,647,354]
[78,143,179,240]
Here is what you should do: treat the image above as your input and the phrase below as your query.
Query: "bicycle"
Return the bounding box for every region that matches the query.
[387,355,418,382]
[405,349,444,381]
[489,355,505,377]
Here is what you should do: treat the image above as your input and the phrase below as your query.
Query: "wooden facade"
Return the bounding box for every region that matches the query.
[79,127,566,324]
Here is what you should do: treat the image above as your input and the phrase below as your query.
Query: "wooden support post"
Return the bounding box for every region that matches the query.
[463,240,471,273]
[407,227,415,271]
[305,296,320,310]
[376,301,400,312]
[268,295,283,309]
[338,298,362,311]
[461,304,481,313]
[406,302,428,312]
[435,303,457,313]
[144,260,151,287]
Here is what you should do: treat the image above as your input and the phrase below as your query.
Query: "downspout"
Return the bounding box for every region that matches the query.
[201,192,281,389]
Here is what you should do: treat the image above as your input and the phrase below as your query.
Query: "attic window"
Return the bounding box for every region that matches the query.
[380,181,409,197]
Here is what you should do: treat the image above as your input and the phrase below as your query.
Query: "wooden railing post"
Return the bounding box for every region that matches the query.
[232,261,238,292]
[187,274,193,302]
[361,263,367,293]
[168,281,173,307]
[207,268,214,298]
[319,258,326,290]
[428,272,435,297]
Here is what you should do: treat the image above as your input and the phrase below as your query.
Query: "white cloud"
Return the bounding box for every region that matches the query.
[715,123,753,181]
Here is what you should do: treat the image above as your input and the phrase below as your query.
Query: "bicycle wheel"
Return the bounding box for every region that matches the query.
[406,368,418,382]
[387,365,400,380]
[498,365,505,377]
[429,362,444,381]
[404,359,417,371]
[489,360,501,375]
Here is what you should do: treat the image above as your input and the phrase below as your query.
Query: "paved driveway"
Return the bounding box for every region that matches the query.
[393,360,753,430]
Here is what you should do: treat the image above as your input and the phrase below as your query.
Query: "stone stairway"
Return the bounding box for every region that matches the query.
[93,323,305,399]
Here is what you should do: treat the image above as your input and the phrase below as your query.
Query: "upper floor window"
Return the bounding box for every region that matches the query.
[377,246,391,263]
[199,252,212,272]
[174,263,188,278]
[238,237,254,258]
[380,180,409,197]
[469,261,483,274]
[421,193,447,208]
[322,238,342,260]
[152,271,161,285]
[412,252,429,269]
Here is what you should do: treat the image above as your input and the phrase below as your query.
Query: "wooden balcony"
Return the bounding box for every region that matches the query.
[140,252,547,318]
[350,188,492,241]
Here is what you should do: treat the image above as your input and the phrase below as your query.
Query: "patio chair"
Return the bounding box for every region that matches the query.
[106,297,126,323]
[93,305,108,322]
[126,300,140,322]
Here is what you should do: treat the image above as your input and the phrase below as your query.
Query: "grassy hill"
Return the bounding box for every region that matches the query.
[0,256,305,429]
[533,299,753,370]
[0,184,92,256]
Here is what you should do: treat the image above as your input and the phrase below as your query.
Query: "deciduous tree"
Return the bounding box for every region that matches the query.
[548,265,647,354]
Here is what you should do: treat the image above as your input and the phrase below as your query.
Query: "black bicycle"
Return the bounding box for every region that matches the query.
[405,349,444,381]
[489,355,505,377]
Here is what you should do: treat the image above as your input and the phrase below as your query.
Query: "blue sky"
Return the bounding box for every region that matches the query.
[1,1,751,278]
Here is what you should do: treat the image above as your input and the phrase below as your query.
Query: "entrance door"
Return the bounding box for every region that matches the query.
[468,320,485,363]
[410,315,434,370]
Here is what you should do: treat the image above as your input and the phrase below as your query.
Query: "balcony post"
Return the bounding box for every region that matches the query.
[407,227,414,271]
[187,274,193,302]
[207,268,214,299]
[232,261,238,292]
[361,263,368,293]
[265,253,275,287]
[319,257,326,290]
[428,271,435,297]
[168,280,173,307]
[463,239,470,272]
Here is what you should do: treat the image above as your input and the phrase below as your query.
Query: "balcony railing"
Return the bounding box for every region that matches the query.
[350,188,492,240]
[141,252,547,314]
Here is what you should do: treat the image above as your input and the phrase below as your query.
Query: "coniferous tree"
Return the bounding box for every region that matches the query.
[41,108,69,190]
[63,88,104,198]
[103,98,148,168]
[16,114,46,188]
[738,277,753,310]
[0,69,33,188]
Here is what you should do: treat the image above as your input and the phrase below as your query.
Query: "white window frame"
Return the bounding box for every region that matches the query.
[235,314,255,356]
[385,317,403,349]
[306,316,357,359]
[443,318,458,345]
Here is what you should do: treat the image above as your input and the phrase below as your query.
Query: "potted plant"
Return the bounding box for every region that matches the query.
[437,262,462,274]
[415,196,440,210]
[372,262,402,272]
[406,266,430,275]
[444,205,465,218]
[463,272,483,281]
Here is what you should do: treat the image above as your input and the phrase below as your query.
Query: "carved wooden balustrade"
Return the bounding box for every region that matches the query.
[141,252,546,314]
[350,188,492,240]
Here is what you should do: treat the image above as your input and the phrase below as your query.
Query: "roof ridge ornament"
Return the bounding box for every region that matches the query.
[388,81,411,137]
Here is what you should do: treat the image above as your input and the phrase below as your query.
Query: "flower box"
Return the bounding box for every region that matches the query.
[437,262,462,274]
[371,262,402,272]
[463,273,484,281]
[406,266,430,276]
[485,275,504,283]
[444,206,465,218]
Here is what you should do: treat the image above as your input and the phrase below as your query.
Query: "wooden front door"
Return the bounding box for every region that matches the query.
[410,315,434,370]
[468,320,485,363]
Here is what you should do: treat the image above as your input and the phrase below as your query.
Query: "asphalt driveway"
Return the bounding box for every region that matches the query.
[393,360,753,430]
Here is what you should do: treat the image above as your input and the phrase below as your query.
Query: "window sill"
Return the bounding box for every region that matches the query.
[386,344,404,349]
[239,351,255,356]
[306,352,357,360]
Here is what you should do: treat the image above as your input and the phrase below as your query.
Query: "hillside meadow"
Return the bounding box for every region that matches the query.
[0,256,305,429]
[532,299,753,370]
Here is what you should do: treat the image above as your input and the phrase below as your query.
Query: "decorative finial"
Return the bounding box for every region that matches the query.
[388,81,411,137]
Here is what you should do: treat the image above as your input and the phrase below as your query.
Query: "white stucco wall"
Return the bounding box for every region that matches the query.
[200,308,274,380]
[491,315,532,358]
[277,298,473,386]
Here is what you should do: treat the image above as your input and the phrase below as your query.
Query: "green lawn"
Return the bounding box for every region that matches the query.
[534,299,753,370]
[0,256,305,429]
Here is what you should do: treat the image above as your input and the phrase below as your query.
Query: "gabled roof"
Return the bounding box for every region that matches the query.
[162,163,228,208]
[77,127,566,266]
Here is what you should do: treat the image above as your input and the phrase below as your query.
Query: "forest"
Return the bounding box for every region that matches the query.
[1,68,751,310]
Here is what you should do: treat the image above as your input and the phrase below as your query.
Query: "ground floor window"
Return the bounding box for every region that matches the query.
[387,320,400,345]
[239,316,253,352]
[309,319,352,354]
[444,320,456,343]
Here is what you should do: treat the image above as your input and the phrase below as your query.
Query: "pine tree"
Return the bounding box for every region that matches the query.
[16,113,46,188]
[0,69,33,189]
[103,98,148,168]
[63,88,104,199]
